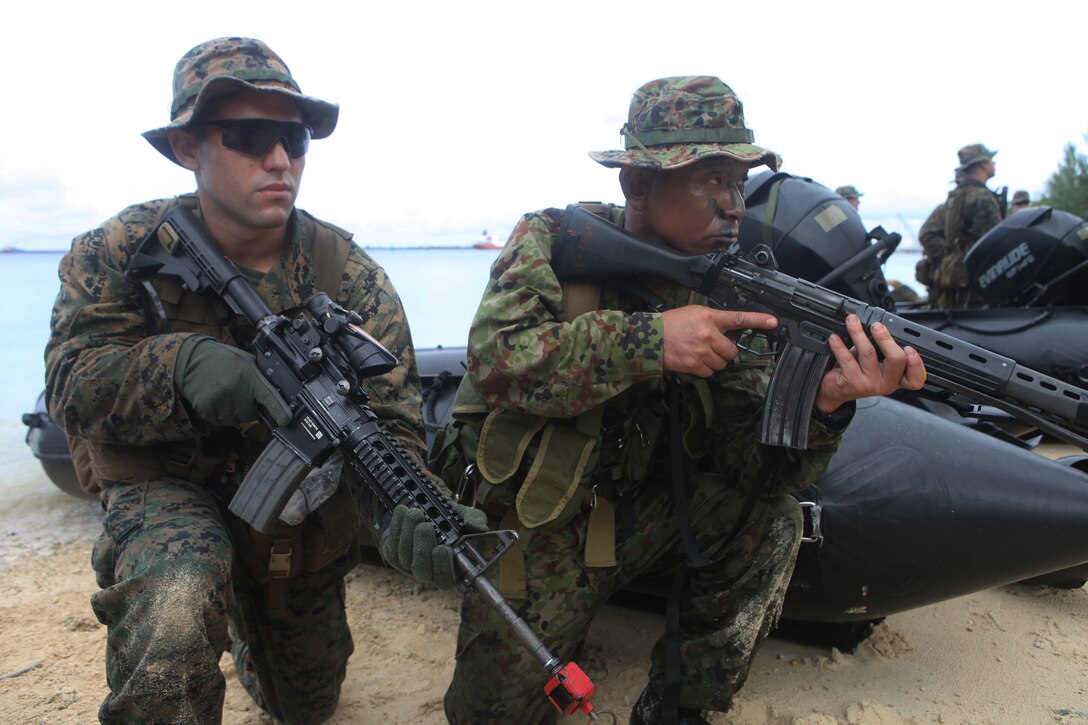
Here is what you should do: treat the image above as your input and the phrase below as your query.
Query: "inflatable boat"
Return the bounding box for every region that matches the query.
[24,173,1088,643]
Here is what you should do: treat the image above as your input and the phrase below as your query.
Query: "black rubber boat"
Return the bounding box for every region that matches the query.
[24,174,1088,648]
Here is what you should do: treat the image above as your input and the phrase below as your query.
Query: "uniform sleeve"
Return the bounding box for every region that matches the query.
[339,247,432,467]
[708,346,845,497]
[467,211,666,418]
[45,213,203,444]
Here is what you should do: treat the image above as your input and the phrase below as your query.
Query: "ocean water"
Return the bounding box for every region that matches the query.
[0,246,924,483]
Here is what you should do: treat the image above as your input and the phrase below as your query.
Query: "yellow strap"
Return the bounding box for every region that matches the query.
[584,495,617,568]
[496,509,528,600]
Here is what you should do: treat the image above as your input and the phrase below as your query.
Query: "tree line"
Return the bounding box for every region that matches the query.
[1041,133,1088,218]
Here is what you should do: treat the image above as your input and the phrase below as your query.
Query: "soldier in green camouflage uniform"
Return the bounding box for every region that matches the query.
[921,143,1004,309]
[45,37,480,724]
[435,77,927,724]
[834,185,863,210]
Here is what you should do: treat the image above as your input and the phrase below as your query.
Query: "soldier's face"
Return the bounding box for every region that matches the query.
[189,90,307,234]
[642,157,748,255]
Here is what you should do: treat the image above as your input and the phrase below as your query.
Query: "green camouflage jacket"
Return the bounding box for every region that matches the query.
[464,207,844,496]
[45,196,430,488]
[943,180,1003,259]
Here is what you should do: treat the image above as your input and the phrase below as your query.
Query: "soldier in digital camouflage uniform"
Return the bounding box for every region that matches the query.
[1010,189,1031,214]
[835,184,863,209]
[45,37,481,724]
[920,143,1004,309]
[433,76,926,725]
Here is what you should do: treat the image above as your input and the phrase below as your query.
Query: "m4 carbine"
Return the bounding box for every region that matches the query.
[553,205,1088,451]
[127,206,601,721]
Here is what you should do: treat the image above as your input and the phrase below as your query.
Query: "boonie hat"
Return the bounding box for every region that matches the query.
[1011,189,1030,204]
[590,76,778,171]
[142,37,339,166]
[957,143,998,170]
[835,185,863,199]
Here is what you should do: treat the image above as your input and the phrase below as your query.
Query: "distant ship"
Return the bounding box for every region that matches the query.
[472,230,502,250]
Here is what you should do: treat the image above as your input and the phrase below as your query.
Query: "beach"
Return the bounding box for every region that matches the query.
[3,459,1086,725]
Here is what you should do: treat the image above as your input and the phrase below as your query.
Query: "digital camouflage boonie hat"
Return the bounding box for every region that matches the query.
[835,185,863,199]
[142,37,339,166]
[956,143,998,170]
[589,76,779,171]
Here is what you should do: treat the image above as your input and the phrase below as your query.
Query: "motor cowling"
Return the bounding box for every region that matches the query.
[738,171,895,308]
[965,206,1088,307]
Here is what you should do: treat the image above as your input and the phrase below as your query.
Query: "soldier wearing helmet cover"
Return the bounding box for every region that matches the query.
[432,76,926,724]
[45,37,482,724]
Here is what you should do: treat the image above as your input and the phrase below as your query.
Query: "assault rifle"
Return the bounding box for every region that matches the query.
[553,205,1088,451]
[127,206,601,721]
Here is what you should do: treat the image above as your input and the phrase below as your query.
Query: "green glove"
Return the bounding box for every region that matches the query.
[380,501,489,589]
[175,337,292,428]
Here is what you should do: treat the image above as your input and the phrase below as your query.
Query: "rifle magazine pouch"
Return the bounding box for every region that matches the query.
[302,475,361,572]
[584,495,617,568]
[513,423,597,529]
[496,508,528,600]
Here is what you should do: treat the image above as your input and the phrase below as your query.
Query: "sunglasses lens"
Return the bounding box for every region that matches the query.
[212,120,312,158]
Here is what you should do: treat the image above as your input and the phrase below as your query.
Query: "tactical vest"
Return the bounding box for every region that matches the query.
[73,194,354,497]
[431,204,715,597]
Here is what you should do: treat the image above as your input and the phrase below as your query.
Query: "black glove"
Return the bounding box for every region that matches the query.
[380,501,488,589]
[174,336,292,428]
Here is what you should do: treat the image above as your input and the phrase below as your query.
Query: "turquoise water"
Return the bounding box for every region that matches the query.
[0,246,923,477]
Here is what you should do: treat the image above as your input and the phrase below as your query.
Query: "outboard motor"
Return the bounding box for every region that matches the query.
[965,206,1088,307]
[738,171,897,308]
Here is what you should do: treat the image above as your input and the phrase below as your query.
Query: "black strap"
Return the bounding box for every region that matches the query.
[668,379,710,569]
[661,444,785,723]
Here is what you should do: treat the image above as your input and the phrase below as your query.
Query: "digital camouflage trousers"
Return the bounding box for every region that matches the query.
[90,478,357,724]
[443,472,803,724]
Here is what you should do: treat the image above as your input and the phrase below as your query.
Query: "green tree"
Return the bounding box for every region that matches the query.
[1041,134,1088,218]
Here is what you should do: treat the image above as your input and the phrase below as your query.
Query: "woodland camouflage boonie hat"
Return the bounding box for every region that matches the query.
[142,37,339,166]
[1011,189,1030,204]
[835,185,863,199]
[956,143,998,170]
[589,76,779,171]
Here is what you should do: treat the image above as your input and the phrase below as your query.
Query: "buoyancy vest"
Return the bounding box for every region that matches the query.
[74,193,354,496]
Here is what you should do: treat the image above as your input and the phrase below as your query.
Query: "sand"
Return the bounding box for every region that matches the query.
[2,465,1086,725]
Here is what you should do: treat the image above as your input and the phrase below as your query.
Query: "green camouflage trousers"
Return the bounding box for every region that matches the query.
[90,478,357,724]
[443,472,803,724]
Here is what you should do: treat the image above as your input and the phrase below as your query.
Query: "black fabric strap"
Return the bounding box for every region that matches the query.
[661,444,785,723]
[668,380,710,570]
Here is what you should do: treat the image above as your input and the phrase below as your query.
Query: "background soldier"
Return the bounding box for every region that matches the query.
[835,184,863,209]
[1010,189,1031,214]
[45,37,481,724]
[434,76,925,724]
[920,143,1004,309]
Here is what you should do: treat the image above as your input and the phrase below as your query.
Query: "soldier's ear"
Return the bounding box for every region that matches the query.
[168,128,202,171]
[619,167,653,212]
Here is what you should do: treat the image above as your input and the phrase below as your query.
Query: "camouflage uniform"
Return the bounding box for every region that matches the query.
[45,38,427,725]
[922,144,1003,309]
[934,179,1003,308]
[438,77,847,723]
[834,185,863,202]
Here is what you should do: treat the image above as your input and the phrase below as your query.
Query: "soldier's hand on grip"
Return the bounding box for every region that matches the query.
[174,337,292,428]
[661,307,778,377]
[815,314,927,414]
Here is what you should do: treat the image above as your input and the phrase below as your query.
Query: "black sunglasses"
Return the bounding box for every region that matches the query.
[201,119,313,159]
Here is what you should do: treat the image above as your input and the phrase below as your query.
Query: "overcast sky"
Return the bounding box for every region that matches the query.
[3,0,1085,250]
